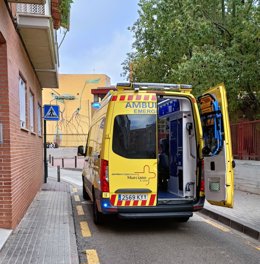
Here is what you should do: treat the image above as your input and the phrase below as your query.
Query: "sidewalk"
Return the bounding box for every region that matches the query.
[202,190,260,241]
[201,159,260,241]
[0,179,79,264]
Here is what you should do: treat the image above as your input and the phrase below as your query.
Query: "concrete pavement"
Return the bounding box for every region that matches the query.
[202,190,260,240]
[0,229,11,253]
[234,160,260,195]
[200,159,260,240]
[0,178,79,264]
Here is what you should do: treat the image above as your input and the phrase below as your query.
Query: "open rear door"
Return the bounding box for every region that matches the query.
[108,92,158,207]
[198,84,234,208]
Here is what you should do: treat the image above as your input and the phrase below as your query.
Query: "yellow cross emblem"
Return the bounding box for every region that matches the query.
[135,165,156,185]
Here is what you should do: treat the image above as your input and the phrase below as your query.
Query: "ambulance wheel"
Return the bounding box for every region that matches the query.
[93,194,103,225]
[82,178,90,200]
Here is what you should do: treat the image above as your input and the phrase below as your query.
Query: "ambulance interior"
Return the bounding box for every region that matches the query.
[157,96,197,202]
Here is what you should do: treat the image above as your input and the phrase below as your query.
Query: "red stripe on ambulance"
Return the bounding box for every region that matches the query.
[149,194,156,205]
[133,200,139,206]
[136,95,141,100]
[110,194,116,205]
[141,200,147,206]
[125,200,131,206]
[110,194,157,206]
[111,94,157,102]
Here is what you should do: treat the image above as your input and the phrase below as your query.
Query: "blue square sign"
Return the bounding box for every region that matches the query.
[43,105,59,121]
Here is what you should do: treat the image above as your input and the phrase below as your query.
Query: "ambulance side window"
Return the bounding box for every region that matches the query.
[86,127,93,156]
[96,118,105,152]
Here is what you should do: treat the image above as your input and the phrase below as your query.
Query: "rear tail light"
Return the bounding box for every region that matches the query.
[100,159,109,192]
[200,159,205,192]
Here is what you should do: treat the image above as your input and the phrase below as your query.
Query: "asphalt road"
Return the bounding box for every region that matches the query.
[48,168,260,264]
[71,193,259,264]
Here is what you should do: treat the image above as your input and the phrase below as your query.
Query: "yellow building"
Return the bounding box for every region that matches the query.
[43,74,111,147]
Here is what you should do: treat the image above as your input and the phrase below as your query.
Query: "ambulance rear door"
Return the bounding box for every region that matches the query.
[198,84,234,208]
[108,92,158,207]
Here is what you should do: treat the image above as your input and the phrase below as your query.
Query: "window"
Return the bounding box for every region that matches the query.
[29,91,34,131]
[112,114,156,159]
[37,104,42,136]
[19,77,26,128]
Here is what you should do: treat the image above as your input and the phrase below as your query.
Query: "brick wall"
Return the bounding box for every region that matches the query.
[0,25,11,228]
[0,1,43,229]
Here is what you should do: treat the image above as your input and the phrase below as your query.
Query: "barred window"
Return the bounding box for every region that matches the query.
[19,77,26,129]
[29,91,34,132]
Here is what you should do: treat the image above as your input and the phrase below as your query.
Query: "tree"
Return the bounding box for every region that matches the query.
[122,0,260,120]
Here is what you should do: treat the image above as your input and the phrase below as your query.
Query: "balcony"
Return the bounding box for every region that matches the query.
[16,1,59,88]
[8,1,46,5]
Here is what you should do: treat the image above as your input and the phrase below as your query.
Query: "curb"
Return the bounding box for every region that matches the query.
[63,168,82,172]
[48,166,82,172]
[201,208,260,241]
[0,229,12,252]
[67,189,80,264]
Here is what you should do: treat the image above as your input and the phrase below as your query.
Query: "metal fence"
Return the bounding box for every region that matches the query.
[16,0,52,15]
[231,120,260,160]
[17,3,46,15]
[46,134,88,148]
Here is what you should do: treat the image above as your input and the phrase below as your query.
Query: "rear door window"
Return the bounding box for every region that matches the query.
[112,114,156,159]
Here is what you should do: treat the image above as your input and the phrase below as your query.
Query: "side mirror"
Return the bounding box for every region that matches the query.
[77,145,85,156]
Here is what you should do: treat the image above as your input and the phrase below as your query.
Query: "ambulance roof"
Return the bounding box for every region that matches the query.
[116,82,192,93]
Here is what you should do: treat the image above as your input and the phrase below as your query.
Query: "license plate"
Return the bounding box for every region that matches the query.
[118,194,148,201]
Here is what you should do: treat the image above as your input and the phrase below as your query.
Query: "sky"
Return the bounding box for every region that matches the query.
[57,0,139,85]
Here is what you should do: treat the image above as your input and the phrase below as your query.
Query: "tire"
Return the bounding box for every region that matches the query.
[82,178,90,200]
[92,193,103,225]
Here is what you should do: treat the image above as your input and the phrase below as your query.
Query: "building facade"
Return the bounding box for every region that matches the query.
[0,0,60,229]
[43,74,111,147]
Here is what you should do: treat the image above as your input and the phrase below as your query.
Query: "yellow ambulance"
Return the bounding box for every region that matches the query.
[78,82,234,224]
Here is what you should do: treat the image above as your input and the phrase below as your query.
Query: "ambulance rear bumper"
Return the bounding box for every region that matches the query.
[116,204,193,219]
[99,197,205,219]
[118,211,192,219]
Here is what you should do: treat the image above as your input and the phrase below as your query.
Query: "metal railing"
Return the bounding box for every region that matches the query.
[17,3,45,15]
[231,120,260,160]
[16,0,51,16]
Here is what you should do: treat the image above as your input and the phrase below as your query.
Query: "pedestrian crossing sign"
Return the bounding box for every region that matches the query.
[44,105,59,121]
